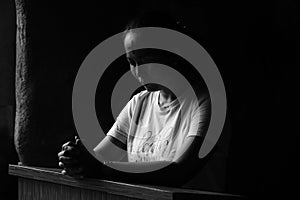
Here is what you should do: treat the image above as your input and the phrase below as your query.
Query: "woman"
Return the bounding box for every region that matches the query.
[58,11,211,187]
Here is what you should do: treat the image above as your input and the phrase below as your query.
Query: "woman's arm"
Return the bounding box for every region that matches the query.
[90,135,204,187]
[93,135,127,162]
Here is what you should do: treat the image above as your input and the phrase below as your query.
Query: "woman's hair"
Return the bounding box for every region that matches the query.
[124,10,187,38]
[123,10,208,94]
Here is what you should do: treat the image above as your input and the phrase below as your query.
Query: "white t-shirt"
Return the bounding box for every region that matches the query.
[107,89,211,162]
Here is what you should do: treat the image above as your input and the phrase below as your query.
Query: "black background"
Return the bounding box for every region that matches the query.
[0,0,299,199]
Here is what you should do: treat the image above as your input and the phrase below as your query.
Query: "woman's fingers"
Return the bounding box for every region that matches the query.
[58,161,64,168]
[58,161,82,169]
[58,155,79,165]
[58,146,79,158]
[59,137,87,178]
[61,167,84,177]
[62,141,76,150]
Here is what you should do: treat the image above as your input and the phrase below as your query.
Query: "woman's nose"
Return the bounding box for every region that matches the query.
[130,64,138,77]
[130,64,143,83]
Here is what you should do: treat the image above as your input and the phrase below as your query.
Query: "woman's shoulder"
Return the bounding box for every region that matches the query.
[130,90,158,105]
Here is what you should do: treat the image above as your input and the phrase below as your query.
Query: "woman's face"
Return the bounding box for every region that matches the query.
[123,30,187,93]
[124,30,170,86]
[124,30,147,85]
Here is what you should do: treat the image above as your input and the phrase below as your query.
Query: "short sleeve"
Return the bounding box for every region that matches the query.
[187,96,211,138]
[106,97,135,145]
[106,91,148,145]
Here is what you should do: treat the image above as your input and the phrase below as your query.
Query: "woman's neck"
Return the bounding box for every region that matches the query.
[159,88,177,106]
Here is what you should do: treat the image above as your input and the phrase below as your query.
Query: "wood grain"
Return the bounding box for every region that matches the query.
[10,164,244,200]
[18,178,141,200]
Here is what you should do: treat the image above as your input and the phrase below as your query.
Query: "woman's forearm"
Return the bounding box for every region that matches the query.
[93,160,188,186]
[85,156,203,187]
[103,161,173,173]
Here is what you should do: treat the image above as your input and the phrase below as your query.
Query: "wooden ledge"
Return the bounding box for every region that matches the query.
[9,164,243,200]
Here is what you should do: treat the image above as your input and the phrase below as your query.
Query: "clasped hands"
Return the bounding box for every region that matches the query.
[58,136,101,178]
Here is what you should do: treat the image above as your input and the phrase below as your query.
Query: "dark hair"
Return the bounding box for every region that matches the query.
[124,10,188,37]
[123,10,208,95]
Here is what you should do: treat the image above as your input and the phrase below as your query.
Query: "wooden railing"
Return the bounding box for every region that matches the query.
[9,164,243,200]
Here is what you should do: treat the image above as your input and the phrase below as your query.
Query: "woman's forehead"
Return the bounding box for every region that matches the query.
[124,30,142,52]
[124,31,171,62]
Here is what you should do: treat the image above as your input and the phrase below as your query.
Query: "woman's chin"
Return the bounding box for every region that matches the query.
[144,83,159,91]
